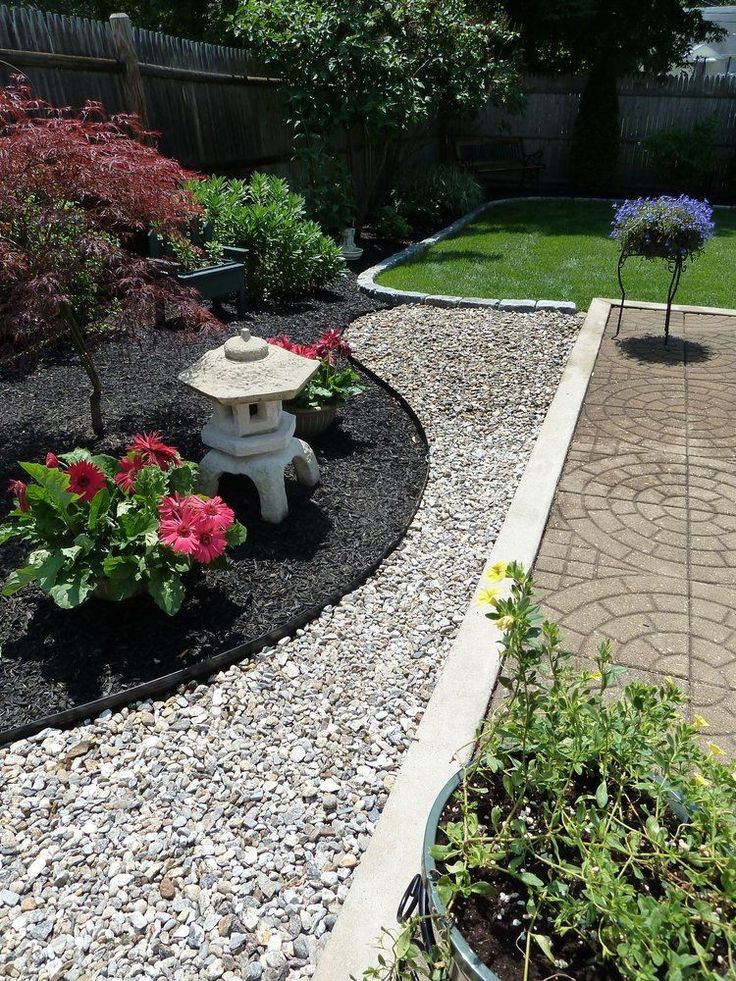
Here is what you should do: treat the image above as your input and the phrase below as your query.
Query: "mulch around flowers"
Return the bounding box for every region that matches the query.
[0,273,427,737]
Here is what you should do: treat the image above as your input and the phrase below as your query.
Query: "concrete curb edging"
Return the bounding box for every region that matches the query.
[314,298,612,981]
[357,196,623,315]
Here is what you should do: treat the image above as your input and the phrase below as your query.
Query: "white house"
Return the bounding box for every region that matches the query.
[689,6,736,74]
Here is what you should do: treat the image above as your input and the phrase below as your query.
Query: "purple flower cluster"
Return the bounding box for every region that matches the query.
[611,195,715,261]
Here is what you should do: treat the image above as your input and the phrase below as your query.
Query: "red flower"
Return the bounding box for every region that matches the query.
[191,525,227,564]
[158,512,203,556]
[129,432,181,470]
[315,329,351,359]
[187,495,234,531]
[67,460,106,502]
[45,452,60,469]
[8,478,28,512]
[267,336,319,360]
[114,453,144,494]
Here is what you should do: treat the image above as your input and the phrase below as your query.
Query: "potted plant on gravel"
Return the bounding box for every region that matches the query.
[268,330,365,437]
[1,432,246,616]
[365,563,736,981]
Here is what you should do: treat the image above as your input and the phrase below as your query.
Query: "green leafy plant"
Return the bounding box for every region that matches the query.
[1,433,246,616]
[364,563,736,979]
[394,164,485,233]
[231,0,520,228]
[268,330,365,410]
[645,114,720,194]
[296,132,356,236]
[373,202,412,242]
[188,173,345,301]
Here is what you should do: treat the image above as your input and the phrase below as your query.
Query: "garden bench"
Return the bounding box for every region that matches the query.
[455,136,544,188]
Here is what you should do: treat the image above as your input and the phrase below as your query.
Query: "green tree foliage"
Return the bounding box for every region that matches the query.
[8,0,237,42]
[475,0,723,190]
[230,0,521,226]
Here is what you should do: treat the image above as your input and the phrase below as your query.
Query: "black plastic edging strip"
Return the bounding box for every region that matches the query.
[0,359,430,747]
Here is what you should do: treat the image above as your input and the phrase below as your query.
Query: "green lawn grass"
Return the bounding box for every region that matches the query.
[377,199,736,310]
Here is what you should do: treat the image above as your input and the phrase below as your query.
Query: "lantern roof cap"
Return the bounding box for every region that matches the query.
[178,328,319,403]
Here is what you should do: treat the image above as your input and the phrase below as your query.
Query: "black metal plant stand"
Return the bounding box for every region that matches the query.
[615,251,685,345]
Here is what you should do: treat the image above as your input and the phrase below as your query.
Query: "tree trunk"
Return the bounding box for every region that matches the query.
[570,65,620,192]
[64,307,105,437]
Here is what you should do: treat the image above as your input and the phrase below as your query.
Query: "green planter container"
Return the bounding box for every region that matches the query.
[423,770,500,981]
[177,260,246,317]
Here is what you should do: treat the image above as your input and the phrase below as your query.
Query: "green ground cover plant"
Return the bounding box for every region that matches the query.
[364,563,736,980]
[377,199,736,310]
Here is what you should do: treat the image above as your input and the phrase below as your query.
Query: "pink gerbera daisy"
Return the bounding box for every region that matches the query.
[114,453,144,494]
[129,432,181,470]
[67,460,106,502]
[158,493,186,523]
[192,525,227,564]
[158,513,203,556]
[187,495,235,531]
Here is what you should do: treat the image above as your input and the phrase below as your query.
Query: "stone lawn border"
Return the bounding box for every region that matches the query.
[314,297,611,981]
[357,196,620,314]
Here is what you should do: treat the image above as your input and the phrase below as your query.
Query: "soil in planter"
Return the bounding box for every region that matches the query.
[0,275,425,735]
[437,789,619,981]
[437,772,730,980]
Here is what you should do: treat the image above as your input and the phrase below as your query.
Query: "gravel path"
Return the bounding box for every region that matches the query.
[0,305,581,981]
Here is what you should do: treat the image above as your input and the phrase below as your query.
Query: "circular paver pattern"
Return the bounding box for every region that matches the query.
[0,305,580,981]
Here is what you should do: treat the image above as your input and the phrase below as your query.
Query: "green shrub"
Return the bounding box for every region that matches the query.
[394,163,484,232]
[188,173,345,302]
[645,113,719,194]
[373,202,412,241]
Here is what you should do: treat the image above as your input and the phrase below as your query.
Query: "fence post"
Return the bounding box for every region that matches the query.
[108,12,150,129]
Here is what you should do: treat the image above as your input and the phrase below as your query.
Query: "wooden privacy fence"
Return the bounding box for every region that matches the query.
[0,4,293,174]
[1,4,735,193]
[468,73,736,193]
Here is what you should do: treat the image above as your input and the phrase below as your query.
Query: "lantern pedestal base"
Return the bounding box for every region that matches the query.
[197,438,320,524]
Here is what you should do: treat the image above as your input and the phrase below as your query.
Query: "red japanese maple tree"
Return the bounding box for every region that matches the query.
[0,79,215,435]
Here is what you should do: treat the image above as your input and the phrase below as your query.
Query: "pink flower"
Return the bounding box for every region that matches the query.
[187,495,234,531]
[191,525,227,564]
[158,512,203,556]
[8,478,28,512]
[45,452,60,468]
[114,453,144,494]
[129,432,181,470]
[158,493,186,523]
[67,460,106,502]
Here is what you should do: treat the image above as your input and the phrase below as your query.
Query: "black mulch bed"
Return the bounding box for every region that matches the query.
[0,273,428,737]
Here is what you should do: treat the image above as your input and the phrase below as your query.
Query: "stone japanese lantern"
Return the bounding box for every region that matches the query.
[178,328,320,523]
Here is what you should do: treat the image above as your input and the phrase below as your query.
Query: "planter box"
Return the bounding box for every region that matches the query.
[290,405,338,439]
[176,260,246,317]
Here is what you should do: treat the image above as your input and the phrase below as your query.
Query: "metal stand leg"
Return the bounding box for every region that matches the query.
[615,253,626,336]
[663,256,683,346]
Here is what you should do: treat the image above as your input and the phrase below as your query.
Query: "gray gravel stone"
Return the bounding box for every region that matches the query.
[0,304,579,980]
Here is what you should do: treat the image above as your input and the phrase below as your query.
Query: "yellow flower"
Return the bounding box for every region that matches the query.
[484,561,508,583]
[589,671,602,681]
[693,715,709,730]
[707,742,725,757]
[477,586,501,607]
[693,772,710,787]
[496,615,515,632]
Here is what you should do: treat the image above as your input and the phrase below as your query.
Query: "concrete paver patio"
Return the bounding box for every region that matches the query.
[535,304,736,755]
